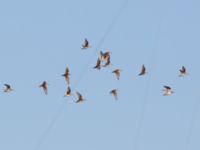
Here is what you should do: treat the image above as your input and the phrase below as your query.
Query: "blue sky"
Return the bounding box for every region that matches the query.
[0,0,200,150]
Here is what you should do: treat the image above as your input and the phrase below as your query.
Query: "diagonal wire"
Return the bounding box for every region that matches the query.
[134,16,163,150]
[184,96,200,150]
[73,0,129,88]
[33,1,129,150]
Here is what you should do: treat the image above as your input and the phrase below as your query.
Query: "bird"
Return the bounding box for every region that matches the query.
[103,56,112,67]
[100,51,111,62]
[163,86,174,96]
[3,84,13,92]
[179,66,188,77]
[76,92,85,103]
[62,67,70,85]
[110,89,119,100]
[64,86,72,97]
[93,58,101,70]
[112,69,121,80]
[81,38,90,49]
[138,65,147,76]
[39,81,48,95]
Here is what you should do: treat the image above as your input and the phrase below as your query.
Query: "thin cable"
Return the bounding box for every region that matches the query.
[184,97,200,150]
[134,16,163,150]
[73,0,129,88]
[33,1,129,150]
[34,101,66,150]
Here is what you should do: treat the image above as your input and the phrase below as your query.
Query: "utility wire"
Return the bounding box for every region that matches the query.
[134,16,163,150]
[33,1,129,150]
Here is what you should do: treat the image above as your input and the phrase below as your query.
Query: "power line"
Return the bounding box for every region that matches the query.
[134,16,163,150]
[184,96,200,150]
[33,1,129,150]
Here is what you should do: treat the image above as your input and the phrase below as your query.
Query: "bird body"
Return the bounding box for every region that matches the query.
[93,58,101,70]
[76,92,85,103]
[110,89,118,100]
[62,67,70,85]
[82,38,90,49]
[39,81,48,95]
[163,86,174,96]
[138,65,147,76]
[112,69,121,80]
[179,66,188,77]
[4,84,13,92]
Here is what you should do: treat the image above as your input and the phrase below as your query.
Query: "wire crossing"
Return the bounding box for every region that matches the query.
[33,0,129,150]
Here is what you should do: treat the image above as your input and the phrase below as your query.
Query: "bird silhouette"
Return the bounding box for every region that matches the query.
[112,69,121,80]
[4,84,13,92]
[93,58,101,70]
[163,85,174,96]
[110,89,118,100]
[39,81,48,95]
[100,51,111,62]
[81,38,90,49]
[62,67,70,85]
[64,86,72,97]
[179,66,188,77]
[103,56,112,67]
[76,92,85,103]
[138,65,147,76]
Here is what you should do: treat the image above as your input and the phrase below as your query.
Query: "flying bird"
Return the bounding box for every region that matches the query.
[179,66,188,77]
[138,65,147,76]
[4,84,13,92]
[100,51,111,62]
[103,56,112,67]
[112,69,121,80]
[110,89,119,100]
[163,86,174,96]
[39,81,48,95]
[76,92,85,103]
[62,67,70,85]
[82,38,90,49]
[93,58,101,70]
[64,86,72,97]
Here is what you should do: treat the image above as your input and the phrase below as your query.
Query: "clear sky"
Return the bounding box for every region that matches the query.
[0,0,200,150]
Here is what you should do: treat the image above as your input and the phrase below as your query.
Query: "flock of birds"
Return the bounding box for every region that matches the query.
[2,38,188,102]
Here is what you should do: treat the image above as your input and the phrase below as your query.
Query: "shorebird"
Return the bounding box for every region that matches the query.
[100,51,111,62]
[64,86,72,97]
[110,89,119,100]
[179,66,188,77]
[138,65,147,76]
[112,69,121,80]
[4,84,13,92]
[62,67,70,85]
[163,86,174,96]
[93,58,101,70]
[81,38,90,49]
[103,56,112,67]
[76,92,85,103]
[39,81,48,95]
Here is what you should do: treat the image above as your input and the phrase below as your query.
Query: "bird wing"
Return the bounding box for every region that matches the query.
[164,86,171,90]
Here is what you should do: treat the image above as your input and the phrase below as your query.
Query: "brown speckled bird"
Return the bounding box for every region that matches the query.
[93,58,101,70]
[112,69,121,80]
[64,86,72,97]
[39,81,48,95]
[82,38,90,49]
[100,51,111,62]
[138,65,147,76]
[62,67,70,85]
[76,92,85,103]
[4,84,13,92]
[110,89,119,100]
[103,56,112,67]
